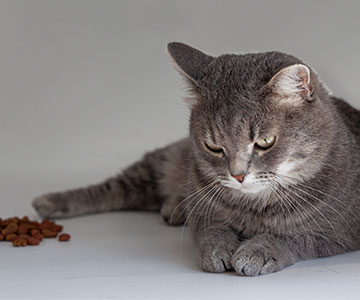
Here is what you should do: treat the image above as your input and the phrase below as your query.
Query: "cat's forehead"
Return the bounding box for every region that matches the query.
[196,95,276,143]
[191,51,302,139]
[197,51,301,100]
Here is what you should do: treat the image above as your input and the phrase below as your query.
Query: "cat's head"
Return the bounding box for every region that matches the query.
[168,42,335,196]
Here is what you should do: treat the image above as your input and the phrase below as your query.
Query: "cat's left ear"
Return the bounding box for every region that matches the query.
[167,42,214,83]
[266,64,314,104]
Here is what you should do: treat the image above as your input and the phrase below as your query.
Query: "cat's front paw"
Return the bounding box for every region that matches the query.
[198,234,241,273]
[231,240,290,276]
[199,243,234,273]
[32,193,70,218]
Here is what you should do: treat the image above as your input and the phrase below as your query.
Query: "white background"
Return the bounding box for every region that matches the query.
[1,1,360,299]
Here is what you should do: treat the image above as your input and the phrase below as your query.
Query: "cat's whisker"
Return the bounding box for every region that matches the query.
[281,188,338,255]
[204,186,226,232]
[158,99,190,109]
[283,184,341,245]
[271,179,336,256]
[191,182,222,226]
[276,173,349,209]
[180,183,220,253]
[200,185,223,233]
[290,183,350,225]
[274,174,352,233]
[269,180,315,236]
[284,185,326,239]
[193,185,221,230]
[267,181,292,233]
[169,181,214,224]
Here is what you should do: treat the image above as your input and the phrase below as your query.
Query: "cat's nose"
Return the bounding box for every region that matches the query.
[232,174,246,183]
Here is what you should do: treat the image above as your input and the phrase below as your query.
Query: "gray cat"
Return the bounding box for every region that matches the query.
[33,42,360,276]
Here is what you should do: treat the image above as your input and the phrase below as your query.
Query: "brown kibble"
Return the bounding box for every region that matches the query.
[41,229,58,238]
[40,220,55,230]
[21,216,29,222]
[31,221,40,228]
[17,223,35,235]
[0,217,69,245]
[27,237,40,246]
[1,218,12,227]
[7,217,20,224]
[53,224,63,232]
[31,229,40,236]
[5,233,17,241]
[18,234,30,239]
[58,233,71,241]
[33,233,44,241]
[2,223,19,235]
[2,217,20,226]
[12,238,27,247]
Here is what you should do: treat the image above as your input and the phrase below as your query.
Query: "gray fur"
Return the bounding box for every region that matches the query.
[33,42,360,276]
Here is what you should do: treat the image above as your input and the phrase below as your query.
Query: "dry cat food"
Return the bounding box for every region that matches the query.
[0,216,71,247]
[58,233,71,241]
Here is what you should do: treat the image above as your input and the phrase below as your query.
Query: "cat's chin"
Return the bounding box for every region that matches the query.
[220,180,268,195]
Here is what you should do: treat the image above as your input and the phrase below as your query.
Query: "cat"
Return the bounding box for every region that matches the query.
[33,42,360,276]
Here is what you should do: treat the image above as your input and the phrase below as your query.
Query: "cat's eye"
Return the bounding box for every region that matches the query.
[255,136,276,150]
[204,142,224,155]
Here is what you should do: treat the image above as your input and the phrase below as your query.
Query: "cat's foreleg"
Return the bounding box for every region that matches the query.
[191,217,241,273]
[230,233,347,276]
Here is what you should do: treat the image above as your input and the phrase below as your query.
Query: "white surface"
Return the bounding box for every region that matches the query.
[1,208,360,300]
[1,1,360,299]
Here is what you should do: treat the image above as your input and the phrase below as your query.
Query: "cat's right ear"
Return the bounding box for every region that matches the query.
[167,42,214,83]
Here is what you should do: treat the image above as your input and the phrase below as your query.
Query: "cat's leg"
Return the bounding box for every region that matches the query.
[160,195,187,226]
[230,233,347,276]
[191,218,241,273]
[32,145,180,218]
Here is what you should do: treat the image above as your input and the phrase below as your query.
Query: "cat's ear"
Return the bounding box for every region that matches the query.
[267,64,314,105]
[167,42,214,83]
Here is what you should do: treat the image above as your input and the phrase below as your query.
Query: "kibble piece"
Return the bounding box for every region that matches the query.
[27,237,40,246]
[12,238,27,247]
[18,234,30,239]
[7,217,20,224]
[21,216,29,222]
[5,233,18,241]
[31,221,40,228]
[2,223,18,235]
[31,229,40,236]
[58,233,71,242]
[41,229,58,238]
[33,233,44,241]
[53,225,63,232]
[40,219,54,230]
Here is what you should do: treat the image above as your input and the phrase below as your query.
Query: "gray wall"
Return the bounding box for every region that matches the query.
[1,0,359,215]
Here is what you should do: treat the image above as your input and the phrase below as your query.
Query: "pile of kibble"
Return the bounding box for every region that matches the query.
[0,216,70,247]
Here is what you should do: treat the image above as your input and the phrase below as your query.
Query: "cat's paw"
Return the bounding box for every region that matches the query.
[32,193,69,218]
[199,243,234,273]
[198,236,241,273]
[160,197,186,226]
[231,240,287,276]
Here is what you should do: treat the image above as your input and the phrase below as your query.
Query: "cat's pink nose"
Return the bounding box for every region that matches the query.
[232,174,245,183]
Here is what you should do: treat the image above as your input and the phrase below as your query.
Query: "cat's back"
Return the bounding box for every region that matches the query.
[332,96,360,141]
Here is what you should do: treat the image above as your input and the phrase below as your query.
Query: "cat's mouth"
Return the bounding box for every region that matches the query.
[220,175,269,194]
